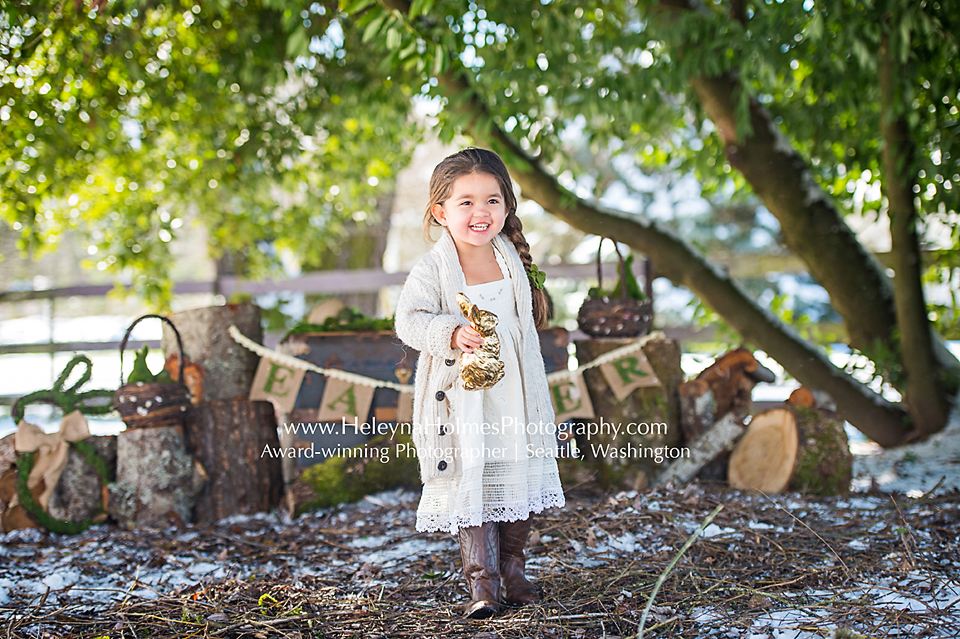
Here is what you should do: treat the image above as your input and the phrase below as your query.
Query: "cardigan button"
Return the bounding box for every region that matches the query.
[435,390,446,401]
[444,358,456,366]
[439,425,446,435]
[437,460,448,471]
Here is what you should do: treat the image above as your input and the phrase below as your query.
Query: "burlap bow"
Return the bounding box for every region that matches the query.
[12,410,90,509]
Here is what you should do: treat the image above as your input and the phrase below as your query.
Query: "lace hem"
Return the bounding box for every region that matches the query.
[415,489,566,535]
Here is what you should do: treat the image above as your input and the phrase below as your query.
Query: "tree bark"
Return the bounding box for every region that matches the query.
[47,436,116,524]
[107,426,204,529]
[879,28,950,436]
[655,413,744,487]
[686,71,897,353]
[184,400,284,523]
[678,379,716,442]
[162,302,262,402]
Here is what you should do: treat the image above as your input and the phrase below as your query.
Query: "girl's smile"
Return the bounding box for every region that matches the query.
[432,172,507,252]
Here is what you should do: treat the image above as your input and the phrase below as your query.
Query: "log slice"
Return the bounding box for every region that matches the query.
[728,408,799,493]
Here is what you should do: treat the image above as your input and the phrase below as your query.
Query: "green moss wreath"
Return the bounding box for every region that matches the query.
[11,355,114,534]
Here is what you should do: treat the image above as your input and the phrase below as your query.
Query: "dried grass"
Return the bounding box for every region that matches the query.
[2,481,958,638]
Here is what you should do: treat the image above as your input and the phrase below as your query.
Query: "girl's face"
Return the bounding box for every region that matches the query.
[432,172,506,251]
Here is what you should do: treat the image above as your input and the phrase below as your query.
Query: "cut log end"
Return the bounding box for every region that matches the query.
[728,405,852,495]
[728,408,799,493]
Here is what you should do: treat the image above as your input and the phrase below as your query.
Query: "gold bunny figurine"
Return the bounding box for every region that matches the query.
[456,292,505,391]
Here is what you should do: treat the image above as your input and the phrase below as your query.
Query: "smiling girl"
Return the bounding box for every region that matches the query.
[394,147,565,618]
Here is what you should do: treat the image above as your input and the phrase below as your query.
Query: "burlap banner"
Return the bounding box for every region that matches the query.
[232,325,665,425]
[317,377,375,423]
[549,375,596,423]
[599,350,660,401]
[249,359,306,412]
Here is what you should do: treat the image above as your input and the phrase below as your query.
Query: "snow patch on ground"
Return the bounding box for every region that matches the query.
[852,392,960,495]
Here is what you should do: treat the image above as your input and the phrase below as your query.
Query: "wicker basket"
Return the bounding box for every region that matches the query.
[113,314,191,429]
[577,237,653,338]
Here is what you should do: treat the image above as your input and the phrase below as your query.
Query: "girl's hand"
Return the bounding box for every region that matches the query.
[452,326,484,353]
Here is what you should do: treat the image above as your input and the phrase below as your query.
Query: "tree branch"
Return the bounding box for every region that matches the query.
[380,0,915,446]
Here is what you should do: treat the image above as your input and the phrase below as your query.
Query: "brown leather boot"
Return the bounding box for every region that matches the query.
[457,522,501,618]
[499,518,539,606]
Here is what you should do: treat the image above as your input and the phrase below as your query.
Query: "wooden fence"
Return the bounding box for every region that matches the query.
[2,262,671,405]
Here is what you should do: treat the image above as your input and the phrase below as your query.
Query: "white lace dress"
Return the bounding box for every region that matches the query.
[415,247,565,534]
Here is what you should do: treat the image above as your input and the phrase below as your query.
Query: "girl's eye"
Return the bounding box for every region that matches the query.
[489,199,499,204]
[460,200,471,206]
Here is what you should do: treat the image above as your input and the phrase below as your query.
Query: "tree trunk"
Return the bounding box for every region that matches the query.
[184,400,284,523]
[574,337,684,488]
[107,426,204,529]
[879,27,950,436]
[304,188,396,317]
[162,302,262,402]
[686,71,897,354]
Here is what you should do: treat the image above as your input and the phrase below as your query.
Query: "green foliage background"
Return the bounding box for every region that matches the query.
[2,0,958,339]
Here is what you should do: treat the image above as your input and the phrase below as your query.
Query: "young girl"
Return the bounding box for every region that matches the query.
[395,147,565,619]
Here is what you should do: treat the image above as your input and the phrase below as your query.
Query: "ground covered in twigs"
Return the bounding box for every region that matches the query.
[2,479,959,639]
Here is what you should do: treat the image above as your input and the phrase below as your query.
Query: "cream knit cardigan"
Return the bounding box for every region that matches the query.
[394,230,558,483]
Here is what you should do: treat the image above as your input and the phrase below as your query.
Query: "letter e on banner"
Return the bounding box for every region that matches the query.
[599,352,660,401]
[317,378,375,423]
[249,359,305,412]
[549,374,595,423]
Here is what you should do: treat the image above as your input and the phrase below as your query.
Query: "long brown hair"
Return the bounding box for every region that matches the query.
[423,147,549,328]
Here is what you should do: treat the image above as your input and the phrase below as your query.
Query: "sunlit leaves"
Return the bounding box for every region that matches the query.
[1,0,418,307]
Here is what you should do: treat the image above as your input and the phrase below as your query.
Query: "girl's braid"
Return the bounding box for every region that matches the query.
[503,212,549,329]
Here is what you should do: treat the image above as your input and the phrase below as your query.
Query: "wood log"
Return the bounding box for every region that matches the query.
[284,478,321,518]
[696,347,775,419]
[183,400,283,523]
[728,408,798,493]
[107,426,205,529]
[162,302,262,402]
[678,379,716,441]
[787,386,816,408]
[0,471,43,532]
[575,337,684,489]
[1,433,116,530]
[655,414,744,487]
[0,433,15,481]
[788,386,837,412]
[728,405,852,495]
[47,436,116,524]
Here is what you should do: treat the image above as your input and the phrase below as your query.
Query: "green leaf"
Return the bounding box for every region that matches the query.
[285,27,309,58]
[386,26,401,50]
[362,12,387,44]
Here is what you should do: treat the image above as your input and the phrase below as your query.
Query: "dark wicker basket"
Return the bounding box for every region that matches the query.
[113,314,191,429]
[577,237,653,338]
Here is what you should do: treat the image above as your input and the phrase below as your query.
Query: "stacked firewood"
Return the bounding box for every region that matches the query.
[659,348,853,495]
